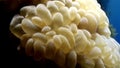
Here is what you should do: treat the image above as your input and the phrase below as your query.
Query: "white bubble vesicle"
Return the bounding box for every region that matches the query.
[10,0,120,68]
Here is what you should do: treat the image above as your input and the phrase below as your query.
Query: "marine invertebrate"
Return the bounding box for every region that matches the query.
[10,0,120,68]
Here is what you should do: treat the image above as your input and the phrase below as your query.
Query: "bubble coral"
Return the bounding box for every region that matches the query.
[10,0,120,68]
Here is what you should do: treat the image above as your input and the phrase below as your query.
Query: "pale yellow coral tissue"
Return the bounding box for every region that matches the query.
[10,0,120,68]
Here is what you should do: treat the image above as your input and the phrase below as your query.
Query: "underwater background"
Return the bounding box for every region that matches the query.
[98,0,120,43]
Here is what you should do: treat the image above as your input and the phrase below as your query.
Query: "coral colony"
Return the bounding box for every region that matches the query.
[10,0,120,68]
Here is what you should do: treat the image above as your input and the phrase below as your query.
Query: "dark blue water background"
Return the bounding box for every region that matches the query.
[98,0,120,43]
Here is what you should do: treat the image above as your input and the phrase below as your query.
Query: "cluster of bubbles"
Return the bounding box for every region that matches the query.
[10,0,120,68]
